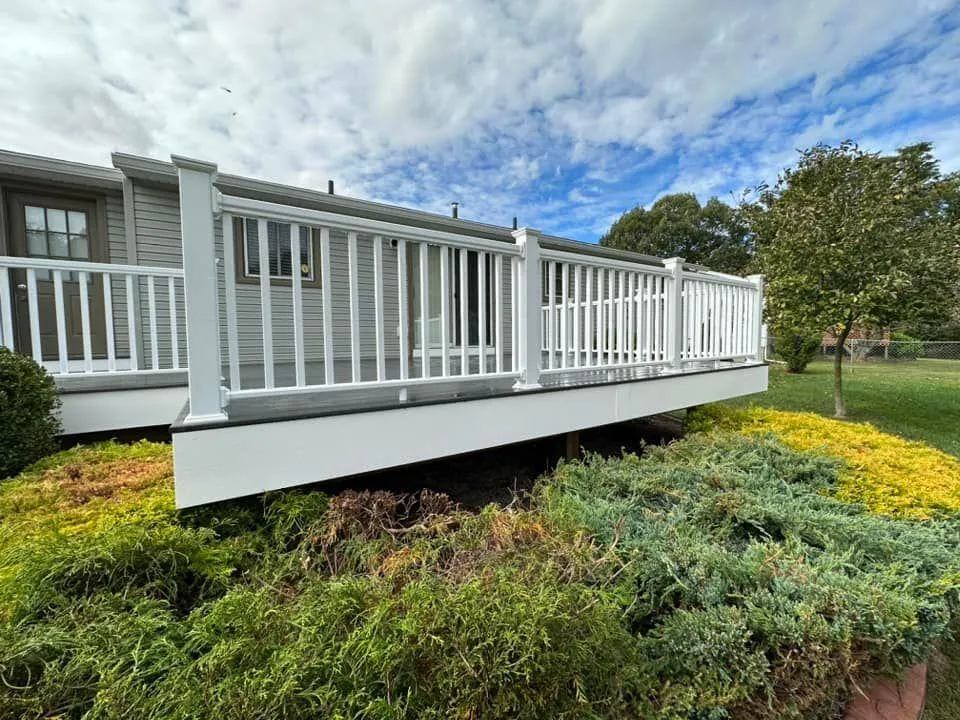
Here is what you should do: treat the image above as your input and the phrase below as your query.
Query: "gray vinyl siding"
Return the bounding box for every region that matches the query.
[130,183,187,370]
[104,192,131,357]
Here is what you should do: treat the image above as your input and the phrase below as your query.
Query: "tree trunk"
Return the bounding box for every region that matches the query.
[833,327,852,418]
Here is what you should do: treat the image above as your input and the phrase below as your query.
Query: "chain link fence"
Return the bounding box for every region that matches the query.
[767,337,960,364]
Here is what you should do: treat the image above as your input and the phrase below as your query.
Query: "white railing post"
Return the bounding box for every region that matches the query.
[0,267,14,350]
[664,257,685,370]
[512,227,542,389]
[747,274,765,361]
[172,155,227,424]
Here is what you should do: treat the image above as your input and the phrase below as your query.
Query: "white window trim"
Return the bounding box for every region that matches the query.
[240,218,316,281]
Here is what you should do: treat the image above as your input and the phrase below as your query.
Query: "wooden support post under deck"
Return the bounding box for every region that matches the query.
[565,430,580,461]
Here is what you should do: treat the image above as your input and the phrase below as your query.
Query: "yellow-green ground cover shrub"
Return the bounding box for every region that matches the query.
[687,405,960,519]
[1,436,958,719]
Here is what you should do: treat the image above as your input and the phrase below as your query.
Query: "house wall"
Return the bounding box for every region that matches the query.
[104,192,132,356]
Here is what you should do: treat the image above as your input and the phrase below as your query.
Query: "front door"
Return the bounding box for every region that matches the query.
[6,192,107,361]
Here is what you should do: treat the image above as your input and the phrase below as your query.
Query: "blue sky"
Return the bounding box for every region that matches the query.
[1,0,958,242]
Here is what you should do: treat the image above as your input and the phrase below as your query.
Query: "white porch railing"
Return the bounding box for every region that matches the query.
[0,256,185,377]
[539,251,672,373]
[171,158,765,424]
[216,193,523,402]
[538,255,763,377]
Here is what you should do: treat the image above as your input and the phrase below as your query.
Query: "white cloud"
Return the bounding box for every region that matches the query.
[0,0,957,239]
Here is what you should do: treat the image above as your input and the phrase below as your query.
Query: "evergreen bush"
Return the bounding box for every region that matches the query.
[1,434,958,719]
[0,348,61,479]
[773,328,821,373]
[888,331,923,360]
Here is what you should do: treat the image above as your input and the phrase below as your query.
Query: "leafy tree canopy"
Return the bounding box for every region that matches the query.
[744,141,960,415]
[600,193,752,275]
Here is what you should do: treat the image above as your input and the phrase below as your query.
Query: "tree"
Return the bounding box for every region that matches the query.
[744,141,960,417]
[600,193,752,275]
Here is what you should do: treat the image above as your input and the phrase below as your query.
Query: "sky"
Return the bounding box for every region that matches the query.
[1,1,959,242]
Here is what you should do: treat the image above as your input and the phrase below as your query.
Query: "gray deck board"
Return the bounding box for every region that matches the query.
[51,351,756,427]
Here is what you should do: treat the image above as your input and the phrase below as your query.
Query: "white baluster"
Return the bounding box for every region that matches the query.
[617,271,626,364]
[53,270,68,374]
[459,249,469,375]
[291,224,306,386]
[440,245,450,377]
[572,265,581,368]
[584,265,593,368]
[257,218,274,388]
[606,268,615,365]
[627,273,635,362]
[397,238,409,380]
[546,261,556,370]
[477,251,487,375]
[79,271,93,373]
[511,256,518,373]
[0,267,13,350]
[168,276,180,371]
[320,227,335,384]
[559,263,568,369]
[494,254,503,374]
[125,274,138,370]
[373,235,386,381]
[419,243,430,378]
[348,230,361,383]
[103,273,116,371]
[222,214,240,389]
[146,275,159,370]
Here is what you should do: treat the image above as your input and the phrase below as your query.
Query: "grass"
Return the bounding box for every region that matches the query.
[719,358,960,719]
[726,359,960,458]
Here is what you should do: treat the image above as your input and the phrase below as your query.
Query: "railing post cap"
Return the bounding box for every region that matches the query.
[663,257,685,269]
[511,226,541,240]
[171,155,218,175]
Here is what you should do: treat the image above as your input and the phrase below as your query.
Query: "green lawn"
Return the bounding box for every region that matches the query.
[724,357,960,719]
[727,358,960,458]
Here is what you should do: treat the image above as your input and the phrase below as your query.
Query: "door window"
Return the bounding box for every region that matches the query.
[22,204,91,279]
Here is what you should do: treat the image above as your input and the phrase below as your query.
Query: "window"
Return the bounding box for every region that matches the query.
[241,219,315,281]
[23,203,92,280]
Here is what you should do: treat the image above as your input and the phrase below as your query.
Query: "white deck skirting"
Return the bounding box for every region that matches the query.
[172,363,767,507]
[60,386,188,435]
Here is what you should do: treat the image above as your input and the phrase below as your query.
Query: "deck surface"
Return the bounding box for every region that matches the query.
[199,356,755,428]
[52,351,757,428]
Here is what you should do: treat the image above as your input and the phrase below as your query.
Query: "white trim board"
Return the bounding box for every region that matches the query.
[172,364,767,507]
[59,386,187,435]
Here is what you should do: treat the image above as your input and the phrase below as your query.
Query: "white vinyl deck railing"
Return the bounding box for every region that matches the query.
[217,193,523,398]
[0,159,764,424]
[0,256,185,377]
[539,251,672,373]
[538,254,763,379]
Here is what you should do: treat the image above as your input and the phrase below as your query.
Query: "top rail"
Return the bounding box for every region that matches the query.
[681,267,757,288]
[0,256,184,278]
[539,247,672,276]
[219,194,522,257]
